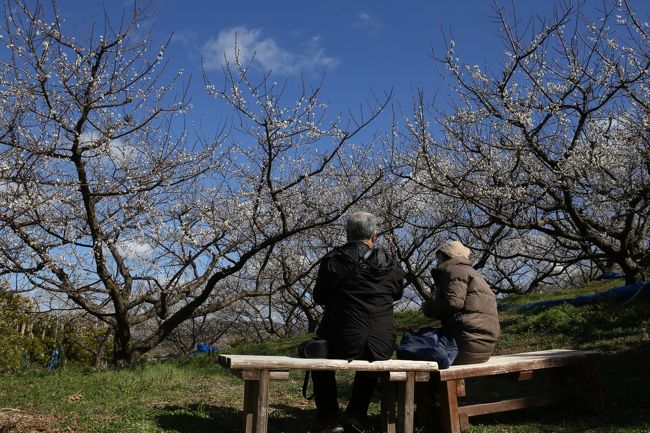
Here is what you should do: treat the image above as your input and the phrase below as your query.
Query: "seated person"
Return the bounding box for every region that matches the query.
[422,240,500,364]
[416,240,500,426]
[312,211,405,433]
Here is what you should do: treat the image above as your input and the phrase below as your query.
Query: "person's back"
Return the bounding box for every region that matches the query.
[416,240,500,428]
[311,212,404,433]
[315,240,404,361]
[431,254,500,364]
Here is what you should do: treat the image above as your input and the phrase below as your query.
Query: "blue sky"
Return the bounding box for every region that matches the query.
[41,1,650,136]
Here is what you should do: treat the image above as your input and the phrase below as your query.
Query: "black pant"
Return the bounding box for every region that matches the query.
[312,369,379,422]
[312,345,380,422]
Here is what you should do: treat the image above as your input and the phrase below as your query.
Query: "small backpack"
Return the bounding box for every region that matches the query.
[298,338,328,399]
[396,327,458,369]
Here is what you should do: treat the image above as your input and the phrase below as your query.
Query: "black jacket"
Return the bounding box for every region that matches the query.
[314,241,405,361]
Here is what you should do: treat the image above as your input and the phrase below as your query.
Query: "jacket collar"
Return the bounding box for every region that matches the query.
[338,241,392,269]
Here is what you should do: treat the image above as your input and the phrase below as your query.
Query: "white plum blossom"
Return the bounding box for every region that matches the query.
[395,1,650,285]
[0,1,388,364]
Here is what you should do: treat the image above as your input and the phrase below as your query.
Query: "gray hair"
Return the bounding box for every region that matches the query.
[346,211,378,241]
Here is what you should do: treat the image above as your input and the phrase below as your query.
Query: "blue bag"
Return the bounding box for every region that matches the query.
[396,327,458,369]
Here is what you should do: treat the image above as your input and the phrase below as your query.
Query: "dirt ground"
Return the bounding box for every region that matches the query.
[0,409,79,433]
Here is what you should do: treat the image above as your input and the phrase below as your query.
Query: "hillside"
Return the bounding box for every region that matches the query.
[1,283,649,433]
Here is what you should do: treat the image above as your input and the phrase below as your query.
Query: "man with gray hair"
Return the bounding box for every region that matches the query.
[345,211,378,242]
[311,211,405,433]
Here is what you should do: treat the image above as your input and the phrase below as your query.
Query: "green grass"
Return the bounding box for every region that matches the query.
[498,278,625,307]
[394,309,438,331]
[464,299,650,433]
[0,357,246,433]
[232,332,311,356]
[1,288,649,433]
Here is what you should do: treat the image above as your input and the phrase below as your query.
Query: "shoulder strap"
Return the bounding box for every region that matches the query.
[360,246,373,262]
[333,246,374,287]
[302,371,314,399]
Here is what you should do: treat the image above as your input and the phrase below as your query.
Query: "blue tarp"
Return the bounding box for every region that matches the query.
[196,343,219,353]
[499,281,650,312]
[46,344,62,371]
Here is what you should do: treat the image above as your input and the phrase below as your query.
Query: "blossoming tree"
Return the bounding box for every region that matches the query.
[397,1,650,285]
[0,1,388,365]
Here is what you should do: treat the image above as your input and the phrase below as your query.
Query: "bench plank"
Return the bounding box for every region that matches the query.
[220,354,439,371]
[437,349,599,381]
[219,354,439,433]
[460,392,567,417]
[388,371,431,382]
[237,370,290,380]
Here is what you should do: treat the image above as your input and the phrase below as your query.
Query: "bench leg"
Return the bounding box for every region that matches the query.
[396,372,415,433]
[243,379,259,433]
[256,369,270,433]
[242,370,270,433]
[438,380,461,433]
[583,360,605,413]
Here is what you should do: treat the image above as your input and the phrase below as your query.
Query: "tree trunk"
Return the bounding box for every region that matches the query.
[624,270,644,286]
[621,258,644,286]
[111,319,135,368]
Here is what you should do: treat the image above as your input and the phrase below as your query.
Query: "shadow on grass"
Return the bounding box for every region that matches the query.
[464,341,650,432]
[269,404,385,433]
[155,404,239,433]
[470,404,650,433]
[265,404,318,433]
[155,403,319,433]
[598,340,650,418]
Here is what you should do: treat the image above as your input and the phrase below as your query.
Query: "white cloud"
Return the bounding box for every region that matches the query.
[105,139,136,164]
[354,11,381,33]
[117,239,154,259]
[201,26,339,75]
[79,131,136,166]
[357,11,374,24]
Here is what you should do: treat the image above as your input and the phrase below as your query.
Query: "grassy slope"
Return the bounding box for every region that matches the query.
[1,284,649,433]
[497,278,627,308]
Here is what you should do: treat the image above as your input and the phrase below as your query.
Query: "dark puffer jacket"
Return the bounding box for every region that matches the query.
[423,256,500,364]
[314,241,405,361]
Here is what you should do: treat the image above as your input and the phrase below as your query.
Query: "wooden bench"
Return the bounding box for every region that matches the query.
[218,354,439,433]
[434,349,603,433]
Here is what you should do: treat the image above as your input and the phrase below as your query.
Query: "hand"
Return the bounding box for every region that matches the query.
[421,299,439,319]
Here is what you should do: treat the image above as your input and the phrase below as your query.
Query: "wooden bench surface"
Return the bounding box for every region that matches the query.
[219,354,435,433]
[219,354,439,372]
[438,349,599,380]
[218,350,600,433]
[435,349,602,433]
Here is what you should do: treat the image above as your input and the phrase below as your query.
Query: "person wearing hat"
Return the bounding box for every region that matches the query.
[421,240,500,364]
[415,240,501,428]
